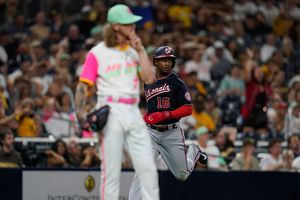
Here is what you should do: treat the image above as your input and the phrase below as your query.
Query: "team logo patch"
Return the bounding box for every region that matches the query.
[127,8,133,14]
[165,47,172,54]
[185,92,191,101]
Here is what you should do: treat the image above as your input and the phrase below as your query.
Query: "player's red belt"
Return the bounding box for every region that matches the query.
[147,123,177,132]
[107,96,138,104]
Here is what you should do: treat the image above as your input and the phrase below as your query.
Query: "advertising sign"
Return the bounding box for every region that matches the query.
[23,170,134,200]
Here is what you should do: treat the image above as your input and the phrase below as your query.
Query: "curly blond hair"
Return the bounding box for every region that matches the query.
[102,24,118,47]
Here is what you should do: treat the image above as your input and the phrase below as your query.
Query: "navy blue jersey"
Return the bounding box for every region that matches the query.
[144,72,192,125]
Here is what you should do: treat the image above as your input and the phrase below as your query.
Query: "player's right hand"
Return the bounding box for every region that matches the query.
[77,114,91,131]
[128,31,143,52]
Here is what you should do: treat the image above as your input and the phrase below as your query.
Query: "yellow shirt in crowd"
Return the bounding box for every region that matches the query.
[18,116,37,137]
[192,111,216,132]
[168,5,192,28]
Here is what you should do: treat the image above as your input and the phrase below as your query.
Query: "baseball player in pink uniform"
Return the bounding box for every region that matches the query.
[75,4,159,200]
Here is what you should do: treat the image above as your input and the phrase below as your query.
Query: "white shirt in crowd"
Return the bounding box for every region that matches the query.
[43,112,77,138]
[184,59,212,82]
[260,44,276,63]
[199,140,222,169]
[234,1,257,20]
[258,3,279,26]
[292,156,300,169]
[259,154,284,171]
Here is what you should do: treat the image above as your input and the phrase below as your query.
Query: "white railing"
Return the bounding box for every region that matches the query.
[15,137,287,148]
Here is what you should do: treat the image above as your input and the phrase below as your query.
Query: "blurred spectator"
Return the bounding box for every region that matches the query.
[259,138,292,171]
[218,64,245,126]
[284,104,300,137]
[285,0,300,21]
[185,71,207,97]
[17,98,42,137]
[231,20,252,48]
[204,95,222,128]
[68,139,83,167]
[47,139,69,168]
[258,0,279,26]
[287,134,300,158]
[183,43,211,83]
[272,5,294,37]
[292,156,300,170]
[191,93,215,131]
[80,145,100,168]
[75,5,96,38]
[42,97,77,138]
[7,54,33,86]
[31,40,47,61]
[9,13,29,40]
[214,128,235,165]
[0,98,29,130]
[50,12,68,37]
[242,49,272,138]
[29,11,50,40]
[267,93,287,138]
[289,88,300,112]
[196,126,226,170]
[218,64,245,98]
[281,36,299,80]
[55,51,72,81]
[260,33,277,63]
[230,138,260,170]
[65,24,84,54]
[153,5,173,34]
[234,0,257,20]
[167,0,193,29]
[288,75,300,103]
[254,12,273,36]
[0,128,23,168]
[204,40,234,82]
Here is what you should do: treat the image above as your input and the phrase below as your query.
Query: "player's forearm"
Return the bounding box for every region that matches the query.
[144,105,193,124]
[75,82,89,119]
[138,49,155,84]
[170,105,193,119]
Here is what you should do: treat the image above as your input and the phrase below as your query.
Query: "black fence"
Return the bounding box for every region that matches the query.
[1,169,300,200]
[159,170,300,200]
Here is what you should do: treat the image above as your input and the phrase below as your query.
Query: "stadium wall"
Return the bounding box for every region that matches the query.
[0,169,299,200]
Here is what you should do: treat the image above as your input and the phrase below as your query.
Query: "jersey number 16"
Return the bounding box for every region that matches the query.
[157,97,170,109]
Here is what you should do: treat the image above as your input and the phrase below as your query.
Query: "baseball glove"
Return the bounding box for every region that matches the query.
[85,105,111,132]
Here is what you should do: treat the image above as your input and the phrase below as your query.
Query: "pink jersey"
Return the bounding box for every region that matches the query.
[80,42,141,100]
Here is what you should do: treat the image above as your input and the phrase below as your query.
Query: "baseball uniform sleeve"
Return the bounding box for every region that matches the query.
[176,80,192,105]
[80,52,98,86]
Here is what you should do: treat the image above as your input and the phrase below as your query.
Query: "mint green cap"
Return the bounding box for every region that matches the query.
[196,126,208,135]
[107,4,142,24]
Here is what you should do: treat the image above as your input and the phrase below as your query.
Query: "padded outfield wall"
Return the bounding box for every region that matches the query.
[0,169,299,200]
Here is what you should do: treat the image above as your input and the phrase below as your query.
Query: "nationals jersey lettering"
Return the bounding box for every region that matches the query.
[144,72,192,125]
[145,83,170,101]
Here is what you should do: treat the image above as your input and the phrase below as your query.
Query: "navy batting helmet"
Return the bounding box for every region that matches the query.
[153,46,176,67]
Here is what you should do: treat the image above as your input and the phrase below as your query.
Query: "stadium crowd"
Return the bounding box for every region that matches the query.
[1,0,300,171]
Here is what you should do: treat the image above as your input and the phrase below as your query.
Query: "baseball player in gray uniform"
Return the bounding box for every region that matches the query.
[129,46,207,200]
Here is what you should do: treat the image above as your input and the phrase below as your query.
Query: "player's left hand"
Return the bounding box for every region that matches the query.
[144,111,172,125]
